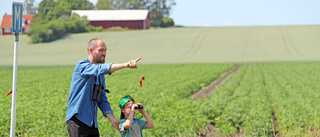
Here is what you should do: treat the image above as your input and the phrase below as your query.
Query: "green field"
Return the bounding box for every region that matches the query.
[1,63,320,136]
[0,64,234,136]
[1,25,320,136]
[1,25,320,66]
[203,63,320,136]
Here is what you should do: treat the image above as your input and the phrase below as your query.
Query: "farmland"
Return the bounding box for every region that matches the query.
[1,63,320,136]
[0,64,235,136]
[202,63,320,136]
[1,25,320,136]
[1,25,320,66]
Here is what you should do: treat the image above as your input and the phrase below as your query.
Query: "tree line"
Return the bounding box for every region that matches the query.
[24,0,176,43]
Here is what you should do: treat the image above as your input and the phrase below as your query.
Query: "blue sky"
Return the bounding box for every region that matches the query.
[171,0,320,26]
[1,0,320,27]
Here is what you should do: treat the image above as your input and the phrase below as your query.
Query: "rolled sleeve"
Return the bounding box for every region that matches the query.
[119,119,126,131]
[78,61,113,77]
[100,63,113,76]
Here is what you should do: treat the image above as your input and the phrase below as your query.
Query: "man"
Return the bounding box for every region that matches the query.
[65,38,141,137]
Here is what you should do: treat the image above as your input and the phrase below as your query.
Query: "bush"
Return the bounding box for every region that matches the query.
[28,19,68,43]
[106,26,129,31]
[28,13,103,43]
[160,17,174,28]
[85,25,103,32]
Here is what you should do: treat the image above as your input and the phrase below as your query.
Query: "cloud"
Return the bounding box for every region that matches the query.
[200,22,212,27]
[224,21,233,26]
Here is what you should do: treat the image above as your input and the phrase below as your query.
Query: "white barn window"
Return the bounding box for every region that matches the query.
[4,28,11,33]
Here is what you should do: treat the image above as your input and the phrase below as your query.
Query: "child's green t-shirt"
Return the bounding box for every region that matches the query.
[119,118,147,137]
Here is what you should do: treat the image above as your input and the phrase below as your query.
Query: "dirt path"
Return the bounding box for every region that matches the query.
[189,65,242,136]
[189,65,242,101]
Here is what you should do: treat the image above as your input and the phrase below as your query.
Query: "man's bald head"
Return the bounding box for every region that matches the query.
[88,38,104,54]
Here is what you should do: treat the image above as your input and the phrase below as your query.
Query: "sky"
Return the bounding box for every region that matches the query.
[1,0,320,27]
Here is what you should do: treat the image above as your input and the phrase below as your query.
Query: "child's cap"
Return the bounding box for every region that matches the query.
[119,95,134,119]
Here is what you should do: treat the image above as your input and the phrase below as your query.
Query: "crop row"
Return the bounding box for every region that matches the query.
[261,63,320,136]
[203,63,320,136]
[202,64,274,136]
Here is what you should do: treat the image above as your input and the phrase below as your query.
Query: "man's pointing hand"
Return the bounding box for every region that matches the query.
[126,57,141,68]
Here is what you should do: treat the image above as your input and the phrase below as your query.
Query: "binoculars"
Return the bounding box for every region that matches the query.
[134,105,143,109]
[92,84,110,101]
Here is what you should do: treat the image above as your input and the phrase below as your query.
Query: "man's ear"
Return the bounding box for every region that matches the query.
[89,48,93,54]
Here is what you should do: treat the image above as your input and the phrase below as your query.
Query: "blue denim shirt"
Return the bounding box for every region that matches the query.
[66,59,114,128]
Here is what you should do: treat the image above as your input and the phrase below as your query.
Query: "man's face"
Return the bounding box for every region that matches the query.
[92,42,107,64]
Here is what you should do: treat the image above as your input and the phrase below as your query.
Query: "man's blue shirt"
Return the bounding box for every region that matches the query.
[66,59,113,128]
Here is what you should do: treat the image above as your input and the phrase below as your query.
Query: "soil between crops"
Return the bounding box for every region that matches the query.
[190,65,242,101]
[189,65,242,136]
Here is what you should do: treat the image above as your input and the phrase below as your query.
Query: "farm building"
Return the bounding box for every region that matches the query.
[0,14,33,35]
[71,10,150,30]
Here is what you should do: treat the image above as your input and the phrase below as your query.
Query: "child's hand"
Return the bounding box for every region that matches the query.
[136,103,146,113]
[131,104,138,112]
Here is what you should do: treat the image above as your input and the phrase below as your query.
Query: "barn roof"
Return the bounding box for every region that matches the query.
[1,14,33,28]
[71,10,149,21]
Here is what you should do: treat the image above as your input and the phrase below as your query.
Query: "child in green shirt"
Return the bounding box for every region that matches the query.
[119,95,154,137]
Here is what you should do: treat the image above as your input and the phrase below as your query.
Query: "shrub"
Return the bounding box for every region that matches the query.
[85,25,103,32]
[106,26,129,31]
[160,17,174,28]
[28,13,103,43]
[28,19,68,43]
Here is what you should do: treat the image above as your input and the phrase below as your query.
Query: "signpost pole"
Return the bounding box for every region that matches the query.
[10,32,19,137]
[10,2,22,137]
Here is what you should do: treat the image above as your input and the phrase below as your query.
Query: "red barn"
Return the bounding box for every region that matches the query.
[1,14,33,35]
[71,10,150,30]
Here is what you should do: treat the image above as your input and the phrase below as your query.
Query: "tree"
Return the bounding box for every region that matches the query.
[148,0,176,27]
[128,0,149,9]
[96,0,113,9]
[36,0,95,21]
[23,0,37,14]
[150,10,162,27]
[160,16,174,27]
[97,0,129,10]
[148,0,175,17]
[37,0,56,20]
[29,0,99,43]
[68,0,95,10]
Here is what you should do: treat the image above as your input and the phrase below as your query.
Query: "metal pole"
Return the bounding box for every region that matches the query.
[10,32,19,137]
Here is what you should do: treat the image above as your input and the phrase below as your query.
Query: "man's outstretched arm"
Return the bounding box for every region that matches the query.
[110,57,141,72]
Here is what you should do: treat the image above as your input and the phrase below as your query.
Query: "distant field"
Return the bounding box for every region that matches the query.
[1,25,320,66]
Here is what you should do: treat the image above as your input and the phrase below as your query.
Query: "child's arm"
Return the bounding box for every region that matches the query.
[138,103,154,129]
[122,105,136,129]
[143,111,154,129]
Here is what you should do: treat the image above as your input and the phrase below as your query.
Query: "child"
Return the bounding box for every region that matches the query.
[119,95,154,137]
